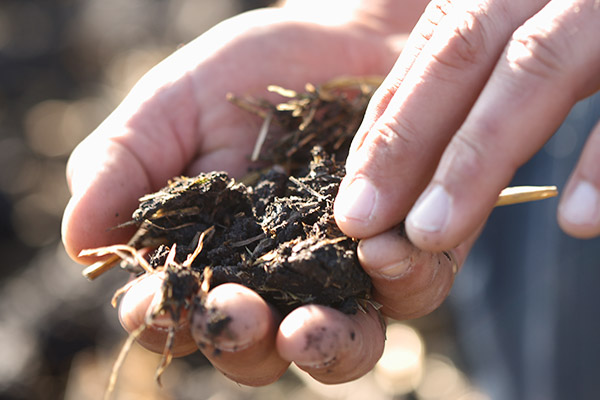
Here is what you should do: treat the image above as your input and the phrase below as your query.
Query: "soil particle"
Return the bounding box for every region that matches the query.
[303,326,339,364]
[190,302,234,351]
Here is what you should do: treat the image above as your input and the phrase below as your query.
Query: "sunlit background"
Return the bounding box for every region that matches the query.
[0,1,488,399]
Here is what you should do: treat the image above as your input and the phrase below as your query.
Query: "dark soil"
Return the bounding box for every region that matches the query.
[105,77,381,315]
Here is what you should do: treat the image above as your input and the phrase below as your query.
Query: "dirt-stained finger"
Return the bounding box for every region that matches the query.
[358,225,475,320]
[118,273,198,357]
[190,283,290,386]
[276,303,385,384]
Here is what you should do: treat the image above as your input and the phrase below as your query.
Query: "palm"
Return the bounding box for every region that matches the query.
[160,10,401,179]
[63,8,405,259]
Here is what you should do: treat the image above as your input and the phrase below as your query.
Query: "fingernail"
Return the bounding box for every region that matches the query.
[335,177,377,223]
[407,184,451,233]
[377,259,413,279]
[560,180,600,226]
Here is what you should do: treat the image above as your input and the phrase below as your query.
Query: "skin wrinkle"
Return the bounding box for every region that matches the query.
[384,109,423,148]
[357,136,408,186]
[506,0,598,91]
[437,0,453,17]
[157,71,201,165]
[373,254,416,280]
[429,8,492,72]
[445,131,492,181]
[108,133,163,192]
[406,252,442,296]
[508,29,567,81]
[378,254,451,319]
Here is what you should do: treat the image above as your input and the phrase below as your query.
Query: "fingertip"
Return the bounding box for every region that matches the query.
[118,273,198,357]
[189,283,289,386]
[358,227,416,278]
[190,283,276,353]
[358,228,459,320]
[404,184,454,251]
[276,305,341,368]
[276,304,384,383]
[405,181,494,252]
[334,176,379,238]
[558,179,600,238]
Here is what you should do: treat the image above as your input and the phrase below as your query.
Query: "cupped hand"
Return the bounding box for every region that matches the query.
[116,229,472,386]
[61,1,469,387]
[334,0,600,250]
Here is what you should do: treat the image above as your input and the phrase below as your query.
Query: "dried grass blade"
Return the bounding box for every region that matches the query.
[251,110,273,162]
[495,186,558,206]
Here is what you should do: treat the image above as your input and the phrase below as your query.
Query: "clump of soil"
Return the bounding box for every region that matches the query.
[84,76,382,316]
[144,148,369,314]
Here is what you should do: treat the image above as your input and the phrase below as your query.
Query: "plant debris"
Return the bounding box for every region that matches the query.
[84,75,382,313]
[81,76,383,396]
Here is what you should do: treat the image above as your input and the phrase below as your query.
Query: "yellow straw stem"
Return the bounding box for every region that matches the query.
[495,186,558,207]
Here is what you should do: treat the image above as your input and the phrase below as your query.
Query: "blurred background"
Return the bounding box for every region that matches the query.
[0,1,488,399]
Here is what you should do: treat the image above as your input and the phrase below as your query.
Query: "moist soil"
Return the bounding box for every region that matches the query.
[113,77,381,315]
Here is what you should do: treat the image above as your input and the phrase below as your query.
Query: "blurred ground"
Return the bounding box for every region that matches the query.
[0,1,487,399]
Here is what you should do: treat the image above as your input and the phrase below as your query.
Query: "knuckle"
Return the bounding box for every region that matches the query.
[446,120,522,184]
[503,0,600,96]
[423,0,454,29]
[374,114,425,157]
[446,132,490,181]
[430,3,492,71]
[506,26,567,80]
[383,113,421,144]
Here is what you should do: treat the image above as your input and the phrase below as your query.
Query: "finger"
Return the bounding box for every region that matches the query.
[358,225,476,320]
[348,0,452,156]
[558,118,600,238]
[190,283,289,386]
[335,0,550,239]
[61,75,199,262]
[276,304,385,384]
[118,273,198,357]
[406,0,600,251]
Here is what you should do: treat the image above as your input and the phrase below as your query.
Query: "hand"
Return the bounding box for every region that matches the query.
[334,0,600,251]
[61,1,463,386]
